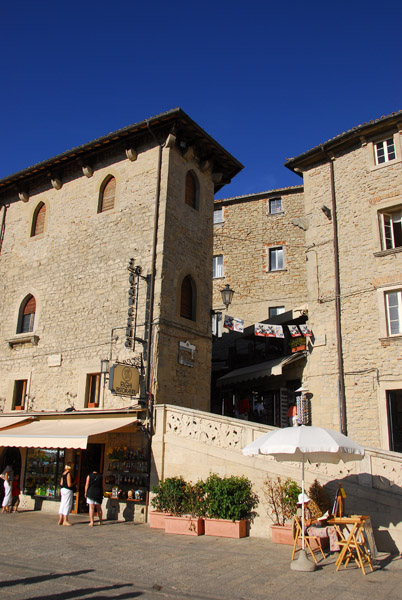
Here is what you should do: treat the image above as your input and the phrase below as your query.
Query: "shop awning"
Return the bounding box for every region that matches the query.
[0,416,35,430]
[216,353,305,387]
[0,416,139,449]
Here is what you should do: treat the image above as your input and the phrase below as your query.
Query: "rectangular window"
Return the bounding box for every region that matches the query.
[269,306,285,318]
[269,198,282,214]
[24,448,65,498]
[375,137,396,165]
[86,374,101,407]
[13,379,27,410]
[213,255,224,278]
[380,210,402,250]
[268,247,284,271]
[214,208,223,224]
[385,290,402,335]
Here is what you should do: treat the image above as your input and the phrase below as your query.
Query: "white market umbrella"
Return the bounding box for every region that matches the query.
[242,425,365,571]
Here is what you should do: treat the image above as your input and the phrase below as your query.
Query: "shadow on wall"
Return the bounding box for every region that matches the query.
[323,474,402,555]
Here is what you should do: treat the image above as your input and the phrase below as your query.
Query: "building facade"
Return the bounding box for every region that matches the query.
[211,187,309,426]
[286,110,402,450]
[0,108,242,514]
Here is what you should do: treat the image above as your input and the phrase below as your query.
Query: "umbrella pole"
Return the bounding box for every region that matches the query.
[290,453,316,572]
[301,455,305,550]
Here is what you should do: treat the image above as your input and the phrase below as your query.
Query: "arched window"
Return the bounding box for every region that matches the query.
[18,295,36,333]
[99,176,116,213]
[180,275,196,320]
[31,202,46,237]
[185,171,199,209]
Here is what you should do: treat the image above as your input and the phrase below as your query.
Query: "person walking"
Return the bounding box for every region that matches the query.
[11,474,21,512]
[58,464,75,526]
[1,465,14,513]
[84,468,105,526]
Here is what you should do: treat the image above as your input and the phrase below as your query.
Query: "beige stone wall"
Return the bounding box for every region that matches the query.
[213,187,307,325]
[301,129,402,448]
[0,139,214,413]
[151,404,402,552]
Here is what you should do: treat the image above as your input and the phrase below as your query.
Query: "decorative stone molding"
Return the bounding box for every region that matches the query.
[166,410,242,449]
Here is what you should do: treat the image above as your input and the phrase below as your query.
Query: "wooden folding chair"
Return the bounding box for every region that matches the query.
[291,516,326,564]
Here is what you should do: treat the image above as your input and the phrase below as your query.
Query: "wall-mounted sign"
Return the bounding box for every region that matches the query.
[109,364,139,396]
[178,341,196,367]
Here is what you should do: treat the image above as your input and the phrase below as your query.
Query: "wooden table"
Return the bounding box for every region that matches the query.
[328,516,374,575]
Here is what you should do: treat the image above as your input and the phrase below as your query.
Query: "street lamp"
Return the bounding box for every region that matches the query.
[220,284,234,311]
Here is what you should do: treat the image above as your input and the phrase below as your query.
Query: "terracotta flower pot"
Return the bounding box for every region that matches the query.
[164,515,205,536]
[271,523,294,544]
[149,511,169,529]
[204,518,248,538]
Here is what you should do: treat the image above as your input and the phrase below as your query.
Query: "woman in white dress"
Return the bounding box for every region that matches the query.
[58,464,75,526]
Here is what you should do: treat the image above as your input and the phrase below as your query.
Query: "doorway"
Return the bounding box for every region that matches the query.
[74,443,104,513]
[387,390,402,453]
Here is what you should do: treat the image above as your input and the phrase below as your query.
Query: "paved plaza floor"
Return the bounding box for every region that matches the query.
[0,511,401,600]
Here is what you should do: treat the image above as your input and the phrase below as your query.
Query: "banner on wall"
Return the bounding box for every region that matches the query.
[224,315,244,333]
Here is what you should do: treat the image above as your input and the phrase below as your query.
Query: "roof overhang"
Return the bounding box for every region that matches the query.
[0,415,141,449]
[0,108,243,196]
[216,353,306,387]
[0,416,35,430]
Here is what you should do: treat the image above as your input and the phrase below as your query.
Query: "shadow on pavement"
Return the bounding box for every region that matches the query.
[0,569,95,588]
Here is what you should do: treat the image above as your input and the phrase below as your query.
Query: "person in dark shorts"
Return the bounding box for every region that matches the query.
[84,468,105,526]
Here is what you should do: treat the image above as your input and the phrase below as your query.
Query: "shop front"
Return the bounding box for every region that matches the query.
[0,412,149,522]
[215,354,308,427]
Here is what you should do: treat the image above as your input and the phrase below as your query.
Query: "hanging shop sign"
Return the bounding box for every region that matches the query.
[109,364,140,396]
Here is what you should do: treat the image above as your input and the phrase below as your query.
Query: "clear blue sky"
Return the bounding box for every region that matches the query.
[1,1,400,199]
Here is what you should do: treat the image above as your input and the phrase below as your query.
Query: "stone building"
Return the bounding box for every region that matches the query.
[285,110,402,450]
[211,187,309,426]
[0,108,242,515]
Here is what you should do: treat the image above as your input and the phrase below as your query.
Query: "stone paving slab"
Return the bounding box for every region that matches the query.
[0,511,401,599]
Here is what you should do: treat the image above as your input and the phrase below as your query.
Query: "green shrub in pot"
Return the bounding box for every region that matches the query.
[203,474,259,522]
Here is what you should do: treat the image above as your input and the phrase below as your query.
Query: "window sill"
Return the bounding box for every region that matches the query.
[7,333,40,348]
[369,157,401,172]
[267,269,287,273]
[379,335,402,342]
[374,246,402,257]
[267,211,285,217]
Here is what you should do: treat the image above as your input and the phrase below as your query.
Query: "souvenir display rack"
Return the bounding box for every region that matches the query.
[104,446,148,502]
[24,448,65,499]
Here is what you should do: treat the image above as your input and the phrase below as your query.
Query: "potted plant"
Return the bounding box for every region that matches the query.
[203,474,259,538]
[263,476,301,544]
[149,476,186,529]
[165,480,205,536]
[289,337,306,353]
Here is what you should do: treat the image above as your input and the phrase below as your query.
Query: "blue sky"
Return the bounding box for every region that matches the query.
[1,1,401,199]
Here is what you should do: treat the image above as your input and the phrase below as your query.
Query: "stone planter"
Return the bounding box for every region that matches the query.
[271,523,294,544]
[149,511,169,529]
[164,515,205,536]
[204,518,248,538]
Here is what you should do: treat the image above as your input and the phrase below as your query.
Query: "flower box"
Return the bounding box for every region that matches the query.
[149,511,169,529]
[204,518,248,538]
[271,523,294,544]
[164,515,205,536]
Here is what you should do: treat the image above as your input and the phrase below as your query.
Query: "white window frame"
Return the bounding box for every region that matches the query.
[269,306,285,318]
[385,290,402,336]
[380,209,402,250]
[268,198,282,215]
[268,246,284,271]
[375,137,396,165]
[213,255,224,278]
[214,208,223,224]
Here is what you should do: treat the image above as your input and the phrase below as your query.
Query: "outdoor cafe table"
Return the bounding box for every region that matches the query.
[327,515,374,575]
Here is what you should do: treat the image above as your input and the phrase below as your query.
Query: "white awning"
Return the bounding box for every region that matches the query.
[0,416,139,449]
[216,353,305,387]
[0,416,35,430]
